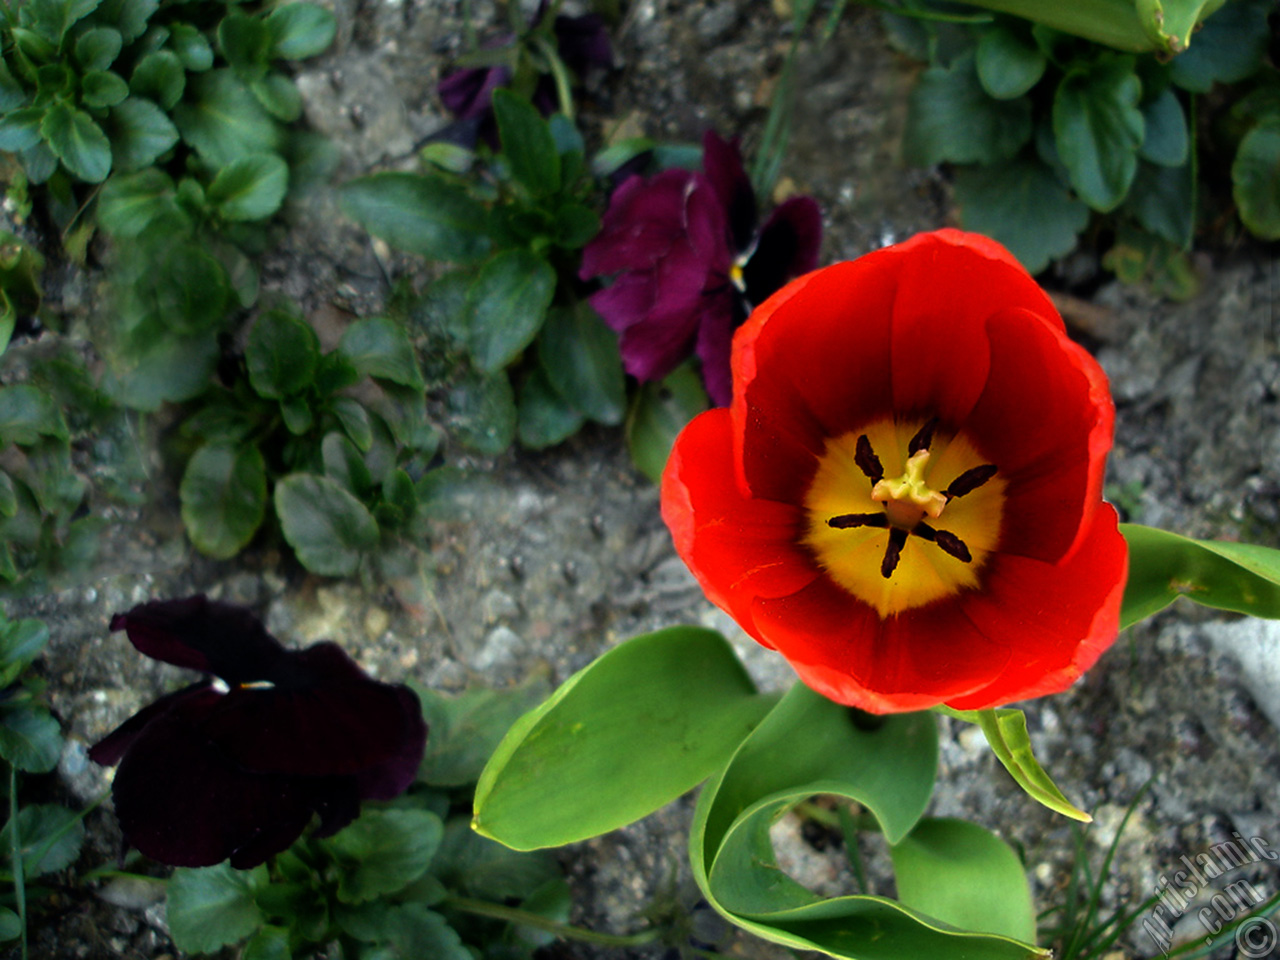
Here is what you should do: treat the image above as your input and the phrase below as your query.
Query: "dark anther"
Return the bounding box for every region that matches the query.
[828,512,888,530]
[913,523,973,564]
[854,435,883,484]
[944,464,997,500]
[907,417,938,456]
[881,527,908,578]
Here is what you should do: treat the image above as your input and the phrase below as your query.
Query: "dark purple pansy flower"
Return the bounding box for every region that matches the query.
[88,596,427,869]
[579,131,822,406]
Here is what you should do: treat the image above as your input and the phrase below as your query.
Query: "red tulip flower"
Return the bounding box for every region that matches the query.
[661,230,1128,713]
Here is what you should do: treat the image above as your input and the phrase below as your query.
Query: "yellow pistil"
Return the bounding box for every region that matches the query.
[802,417,1006,617]
[729,258,747,293]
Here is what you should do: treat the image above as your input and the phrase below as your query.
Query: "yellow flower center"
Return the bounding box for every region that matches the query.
[802,417,1006,617]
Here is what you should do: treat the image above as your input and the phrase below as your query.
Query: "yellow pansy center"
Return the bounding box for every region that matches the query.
[802,417,1006,617]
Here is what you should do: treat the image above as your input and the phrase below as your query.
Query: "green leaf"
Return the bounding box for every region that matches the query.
[167,863,267,954]
[1138,88,1188,167]
[473,626,776,850]
[537,303,624,425]
[517,365,585,449]
[941,707,1090,821]
[552,201,601,249]
[1119,523,1280,627]
[249,72,302,122]
[129,50,185,109]
[322,808,443,903]
[40,101,112,182]
[101,0,159,43]
[246,309,319,398]
[0,385,68,445]
[493,89,560,197]
[81,69,129,107]
[339,172,491,263]
[890,819,1036,941]
[218,11,273,83]
[180,443,267,559]
[467,249,556,373]
[1169,0,1271,93]
[173,69,282,168]
[154,243,231,334]
[625,364,710,484]
[691,687,1043,960]
[331,397,373,451]
[431,816,561,901]
[975,25,1046,99]
[75,26,123,71]
[0,472,17,519]
[169,22,214,71]
[241,925,291,960]
[954,157,1090,273]
[104,331,219,410]
[106,96,179,170]
[384,904,472,960]
[0,706,62,772]
[417,672,552,788]
[1233,120,1280,240]
[0,61,27,113]
[1126,159,1194,248]
[0,907,20,941]
[28,0,102,44]
[206,153,288,221]
[338,316,424,388]
[281,395,312,434]
[321,431,372,493]
[0,804,85,877]
[275,473,379,576]
[1053,56,1144,212]
[445,369,516,455]
[0,618,49,664]
[904,52,1032,166]
[96,167,179,237]
[0,108,45,154]
[266,3,337,60]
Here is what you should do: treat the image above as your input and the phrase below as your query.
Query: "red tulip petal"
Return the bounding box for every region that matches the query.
[945,503,1127,710]
[750,575,1011,713]
[661,408,820,642]
[731,256,901,502]
[963,306,1115,562]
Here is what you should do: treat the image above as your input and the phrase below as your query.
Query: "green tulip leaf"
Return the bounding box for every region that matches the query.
[939,707,1090,822]
[1119,523,1280,627]
[890,818,1037,942]
[473,626,776,850]
[691,685,1043,960]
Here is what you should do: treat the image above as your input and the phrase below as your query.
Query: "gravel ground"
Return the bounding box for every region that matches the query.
[4,2,1279,958]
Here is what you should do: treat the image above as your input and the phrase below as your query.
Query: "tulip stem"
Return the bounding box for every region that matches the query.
[443,895,662,948]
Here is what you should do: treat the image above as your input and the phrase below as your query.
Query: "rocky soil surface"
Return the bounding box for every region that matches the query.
[4,1,1279,958]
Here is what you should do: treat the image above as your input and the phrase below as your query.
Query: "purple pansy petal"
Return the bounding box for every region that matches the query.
[87,681,216,767]
[553,13,614,73]
[109,696,316,868]
[354,686,431,801]
[580,170,702,278]
[110,595,289,684]
[743,195,823,307]
[694,290,744,408]
[201,643,426,779]
[701,131,757,253]
[437,64,512,121]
